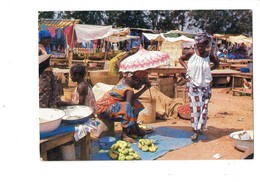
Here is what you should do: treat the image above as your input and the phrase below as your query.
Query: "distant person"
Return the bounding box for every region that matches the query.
[108,42,140,76]
[179,32,219,141]
[53,28,66,52]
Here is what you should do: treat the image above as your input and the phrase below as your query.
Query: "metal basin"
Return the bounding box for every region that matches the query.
[230,130,253,151]
[39,108,66,132]
[60,105,93,125]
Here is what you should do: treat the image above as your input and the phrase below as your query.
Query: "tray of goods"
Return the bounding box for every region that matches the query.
[60,105,93,125]
[177,104,191,120]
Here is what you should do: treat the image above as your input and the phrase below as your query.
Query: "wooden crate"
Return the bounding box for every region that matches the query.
[148,76,177,98]
[175,85,188,103]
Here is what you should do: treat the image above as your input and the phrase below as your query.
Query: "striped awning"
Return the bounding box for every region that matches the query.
[38,19,80,29]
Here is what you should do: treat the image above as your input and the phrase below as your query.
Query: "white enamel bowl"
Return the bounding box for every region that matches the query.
[39,108,66,133]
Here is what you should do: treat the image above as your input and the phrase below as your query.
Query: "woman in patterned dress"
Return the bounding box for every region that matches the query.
[179,32,219,141]
[39,30,70,108]
[96,71,151,143]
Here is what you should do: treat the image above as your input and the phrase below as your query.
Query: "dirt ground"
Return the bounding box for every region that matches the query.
[136,87,254,160]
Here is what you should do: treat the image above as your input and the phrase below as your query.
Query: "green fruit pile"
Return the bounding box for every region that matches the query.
[108,140,141,160]
[138,139,158,152]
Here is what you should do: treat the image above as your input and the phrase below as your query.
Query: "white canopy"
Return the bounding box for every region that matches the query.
[112,27,130,36]
[105,35,140,43]
[165,35,195,48]
[142,32,165,41]
[165,35,194,43]
[74,24,113,42]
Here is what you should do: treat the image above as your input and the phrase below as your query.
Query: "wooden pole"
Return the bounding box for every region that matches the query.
[104,37,108,61]
[149,88,152,101]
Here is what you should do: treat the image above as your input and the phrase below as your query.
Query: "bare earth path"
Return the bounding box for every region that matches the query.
[153,88,254,160]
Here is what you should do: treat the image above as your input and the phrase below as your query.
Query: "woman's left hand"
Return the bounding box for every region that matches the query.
[144,80,151,89]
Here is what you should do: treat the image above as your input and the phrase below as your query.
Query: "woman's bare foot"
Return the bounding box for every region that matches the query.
[121,131,136,143]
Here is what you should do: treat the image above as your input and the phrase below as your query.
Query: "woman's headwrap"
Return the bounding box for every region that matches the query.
[134,70,148,80]
[131,41,140,48]
[122,70,148,83]
[123,72,133,78]
[39,30,52,43]
[194,32,212,45]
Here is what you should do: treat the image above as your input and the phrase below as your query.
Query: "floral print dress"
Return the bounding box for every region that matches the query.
[96,83,144,129]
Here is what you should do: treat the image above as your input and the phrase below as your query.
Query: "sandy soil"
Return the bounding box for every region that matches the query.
[150,88,254,160]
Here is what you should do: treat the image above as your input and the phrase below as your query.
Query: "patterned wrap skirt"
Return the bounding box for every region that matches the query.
[96,92,144,129]
[39,70,60,108]
[186,82,212,131]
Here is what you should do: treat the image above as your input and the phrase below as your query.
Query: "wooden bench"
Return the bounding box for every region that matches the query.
[40,132,90,161]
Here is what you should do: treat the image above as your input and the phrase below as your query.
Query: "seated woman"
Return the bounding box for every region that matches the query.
[70,64,96,115]
[95,70,151,143]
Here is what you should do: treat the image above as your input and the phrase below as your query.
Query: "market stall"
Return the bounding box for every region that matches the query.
[39,18,80,69]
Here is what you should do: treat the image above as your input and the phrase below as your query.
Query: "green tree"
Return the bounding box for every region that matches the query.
[115,11,148,28]
[188,10,252,35]
[62,11,105,25]
[38,10,252,35]
[38,11,55,19]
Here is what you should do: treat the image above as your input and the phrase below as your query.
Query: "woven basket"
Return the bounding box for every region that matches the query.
[178,112,191,120]
[89,70,120,85]
[63,88,75,101]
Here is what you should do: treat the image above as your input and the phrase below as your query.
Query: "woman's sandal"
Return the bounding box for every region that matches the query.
[191,133,199,141]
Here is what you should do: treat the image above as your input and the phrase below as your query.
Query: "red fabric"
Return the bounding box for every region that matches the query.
[64,26,75,49]
[47,27,56,38]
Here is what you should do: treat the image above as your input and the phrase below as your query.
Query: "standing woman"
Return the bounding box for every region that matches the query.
[39,30,60,108]
[39,30,69,108]
[179,33,219,141]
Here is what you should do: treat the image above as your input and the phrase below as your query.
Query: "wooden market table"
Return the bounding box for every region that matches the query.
[148,66,186,76]
[70,59,105,70]
[51,58,69,69]
[218,62,231,69]
[148,67,241,77]
[231,72,253,98]
[227,59,252,64]
[230,64,248,71]
[40,132,91,161]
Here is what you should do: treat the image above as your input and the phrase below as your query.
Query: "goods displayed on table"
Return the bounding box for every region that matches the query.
[177,104,191,120]
[51,51,66,59]
[108,140,141,160]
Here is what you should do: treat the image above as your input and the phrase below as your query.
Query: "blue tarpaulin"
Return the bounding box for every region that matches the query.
[90,126,208,160]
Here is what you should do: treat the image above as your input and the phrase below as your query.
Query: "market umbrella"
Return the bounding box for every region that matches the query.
[119,47,170,73]
[119,46,170,100]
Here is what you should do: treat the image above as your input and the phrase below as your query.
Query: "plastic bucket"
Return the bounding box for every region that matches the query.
[137,97,156,124]
[98,136,116,150]
[61,143,76,161]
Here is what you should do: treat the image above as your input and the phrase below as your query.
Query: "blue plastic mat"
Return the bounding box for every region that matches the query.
[90,126,208,160]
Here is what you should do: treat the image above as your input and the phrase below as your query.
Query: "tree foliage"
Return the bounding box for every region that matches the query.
[189,10,252,35]
[38,10,252,35]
